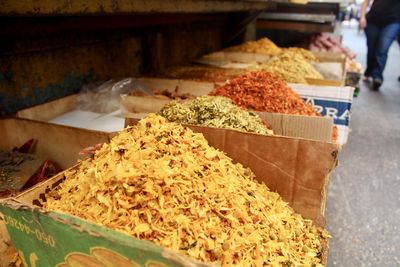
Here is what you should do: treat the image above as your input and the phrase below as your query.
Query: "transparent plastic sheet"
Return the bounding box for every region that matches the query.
[75,78,153,115]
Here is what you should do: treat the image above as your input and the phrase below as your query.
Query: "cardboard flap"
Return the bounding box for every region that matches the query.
[164,66,245,83]
[121,96,170,113]
[258,112,333,143]
[200,51,271,63]
[125,118,338,226]
[16,94,77,122]
[137,77,216,96]
[0,118,111,169]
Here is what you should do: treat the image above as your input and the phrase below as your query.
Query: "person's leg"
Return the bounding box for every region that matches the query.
[398,33,400,82]
[371,22,400,88]
[364,23,380,78]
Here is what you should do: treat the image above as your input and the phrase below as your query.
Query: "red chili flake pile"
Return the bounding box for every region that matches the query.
[210,72,320,116]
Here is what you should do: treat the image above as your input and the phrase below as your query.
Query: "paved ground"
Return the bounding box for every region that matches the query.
[326,25,400,266]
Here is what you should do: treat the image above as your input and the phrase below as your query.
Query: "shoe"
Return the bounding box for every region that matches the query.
[372,78,382,91]
[363,76,372,83]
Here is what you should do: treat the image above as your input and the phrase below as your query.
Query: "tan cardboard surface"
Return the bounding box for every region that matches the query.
[137,77,216,95]
[164,65,245,83]
[16,94,77,122]
[0,118,111,169]
[121,96,170,113]
[258,112,333,142]
[200,51,271,63]
[126,118,338,226]
[312,51,346,62]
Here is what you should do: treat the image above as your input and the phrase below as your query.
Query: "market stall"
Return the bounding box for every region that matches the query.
[0,1,365,266]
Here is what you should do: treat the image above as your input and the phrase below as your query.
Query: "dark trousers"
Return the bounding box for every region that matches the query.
[365,22,400,80]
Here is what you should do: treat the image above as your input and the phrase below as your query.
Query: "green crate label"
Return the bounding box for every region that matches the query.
[0,205,191,267]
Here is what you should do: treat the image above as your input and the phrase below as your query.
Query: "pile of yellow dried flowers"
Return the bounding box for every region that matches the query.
[45,114,329,266]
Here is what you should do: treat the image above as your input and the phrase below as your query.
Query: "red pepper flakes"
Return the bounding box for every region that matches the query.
[210,72,320,116]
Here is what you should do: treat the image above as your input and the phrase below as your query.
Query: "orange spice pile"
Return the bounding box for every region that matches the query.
[210,72,320,116]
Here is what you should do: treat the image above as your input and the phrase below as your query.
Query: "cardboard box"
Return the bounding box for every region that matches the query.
[16,95,125,133]
[0,123,338,266]
[0,118,113,266]
[14,78,334,144]
[289,83,354,145]
[122,78,333,143]
[200,51,271,63]
[196,51,346,86]
[147,76,351,145]
[0,118,112,170]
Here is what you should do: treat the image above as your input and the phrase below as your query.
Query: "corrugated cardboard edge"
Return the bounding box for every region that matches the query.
[258,112,333,143]
[16,94,77,122]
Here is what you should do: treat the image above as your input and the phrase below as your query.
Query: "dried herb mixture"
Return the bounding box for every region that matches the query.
[160,96,273,135]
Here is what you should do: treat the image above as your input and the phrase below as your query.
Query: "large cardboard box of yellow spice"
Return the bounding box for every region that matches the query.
[0,122,338,266]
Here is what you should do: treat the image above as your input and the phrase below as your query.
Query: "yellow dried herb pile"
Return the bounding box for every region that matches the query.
[160,96,273,135]
[225,38,282,56]
[283,47,318,62]
[261,50,323,84]
[45,114,329,266]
